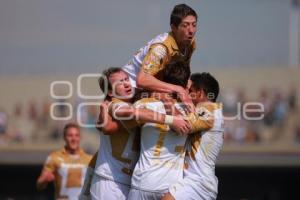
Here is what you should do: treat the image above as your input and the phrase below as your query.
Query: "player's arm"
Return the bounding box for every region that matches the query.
[161,192,175,200]
[96,100,122,135]
[185,104,215,133]
[36,155,55,190]
[136,44,193,110]
[136,44,187,94]
[112,104,191,135]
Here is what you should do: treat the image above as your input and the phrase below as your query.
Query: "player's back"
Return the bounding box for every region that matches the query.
[131,98,187,193]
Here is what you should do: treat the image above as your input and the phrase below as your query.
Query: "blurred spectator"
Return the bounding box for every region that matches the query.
[0,108,8,134]
[295,125,300,143]
[273,92,287,123]
[221,88,239,115]
[288,86,297,112]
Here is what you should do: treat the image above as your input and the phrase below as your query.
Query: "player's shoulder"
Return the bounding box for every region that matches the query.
[134,98,161,107]
[148,33,172,54]
[150,32,169,44]
[109,98,131,110]
[196,102,222,112]
[195,102,222,120]
[79,149,93,163]
[151,32,177,53]
[46,149,64,164]
[49,148,64,157]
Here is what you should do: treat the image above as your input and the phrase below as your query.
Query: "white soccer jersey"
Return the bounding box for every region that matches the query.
[185,102,224,179]
[174,102,224,198]
[94,98,140,186]
[122,32,196,87]
[130,98,187,193]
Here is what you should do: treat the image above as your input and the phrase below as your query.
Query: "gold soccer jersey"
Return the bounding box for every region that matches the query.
[94,98,140,186]
[184,102,224,194]
[130,98,187,193]
[122,32,196,87]
[43,148,92,200]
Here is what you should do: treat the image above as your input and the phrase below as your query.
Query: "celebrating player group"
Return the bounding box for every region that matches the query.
[37,4,224,200]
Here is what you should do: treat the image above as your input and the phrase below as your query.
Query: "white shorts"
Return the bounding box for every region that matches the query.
[127,188,166,200]
[90,174,130,200]
[169,176,218,200]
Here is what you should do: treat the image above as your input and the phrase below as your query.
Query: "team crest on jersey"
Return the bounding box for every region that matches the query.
[196,106,212,120]
[152,45,167,59]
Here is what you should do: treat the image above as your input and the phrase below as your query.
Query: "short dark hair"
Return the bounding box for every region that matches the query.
[170,4,198,27]
[190,72,219,102]
[98,67,125,99]
[162,61,190,88]
[63,122,80,137]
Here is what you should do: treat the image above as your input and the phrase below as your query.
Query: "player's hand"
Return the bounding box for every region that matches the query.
[43,171,55,182]
[175,86,195,113]
[96,100,109,131]
[171,116,191,136]
[161,192,175,200]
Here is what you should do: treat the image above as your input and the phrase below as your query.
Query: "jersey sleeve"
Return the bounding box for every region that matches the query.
[109,101,140,129]
[43,153,56,173]
[185,103,215,133]
[141,44,168,76]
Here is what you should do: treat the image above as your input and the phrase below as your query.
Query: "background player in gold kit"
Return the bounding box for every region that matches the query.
[37,122,92,200]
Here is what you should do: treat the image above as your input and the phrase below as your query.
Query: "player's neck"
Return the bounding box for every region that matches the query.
[65,146,79,155]
[178,43,188,54]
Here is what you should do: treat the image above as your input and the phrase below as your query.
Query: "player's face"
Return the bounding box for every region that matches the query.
[64,127,80,152]
[189,85,204,105]
[109,71,133,99]
[172,15,197,46]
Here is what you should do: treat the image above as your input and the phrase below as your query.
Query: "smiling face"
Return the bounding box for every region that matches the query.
[108,70,133,100]
[172,15,197,47]
[64,127,80,153]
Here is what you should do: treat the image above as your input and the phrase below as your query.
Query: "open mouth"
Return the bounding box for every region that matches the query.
[126,88,132,94]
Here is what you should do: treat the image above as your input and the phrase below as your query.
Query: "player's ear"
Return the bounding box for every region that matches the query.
[199,88,206,99]
[171,24,177,33]
[108,90,113,98]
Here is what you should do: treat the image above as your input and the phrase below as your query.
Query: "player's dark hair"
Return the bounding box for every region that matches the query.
[190,72,219,102]
[162,61,190,88]
[63,122,80,137]
[170,4,198,27]
[98,67,125,99]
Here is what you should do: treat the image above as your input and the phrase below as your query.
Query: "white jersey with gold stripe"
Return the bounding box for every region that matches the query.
[184,102,224,193]
[122,32,196,87]
[131,98,187,193]
[94,98,140,186]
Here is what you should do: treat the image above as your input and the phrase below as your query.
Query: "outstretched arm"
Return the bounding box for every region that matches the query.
[112,105,191,135]
[36,170,55,190]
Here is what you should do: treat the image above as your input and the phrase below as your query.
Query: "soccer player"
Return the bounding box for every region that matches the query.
[90,67,191,200]
[122,3,198,106]
[163,73,224,200]
[37,122,92,200]
[127,61,192,200]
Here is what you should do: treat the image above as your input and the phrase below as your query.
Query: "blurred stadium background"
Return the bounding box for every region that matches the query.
[1,0,300,199]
